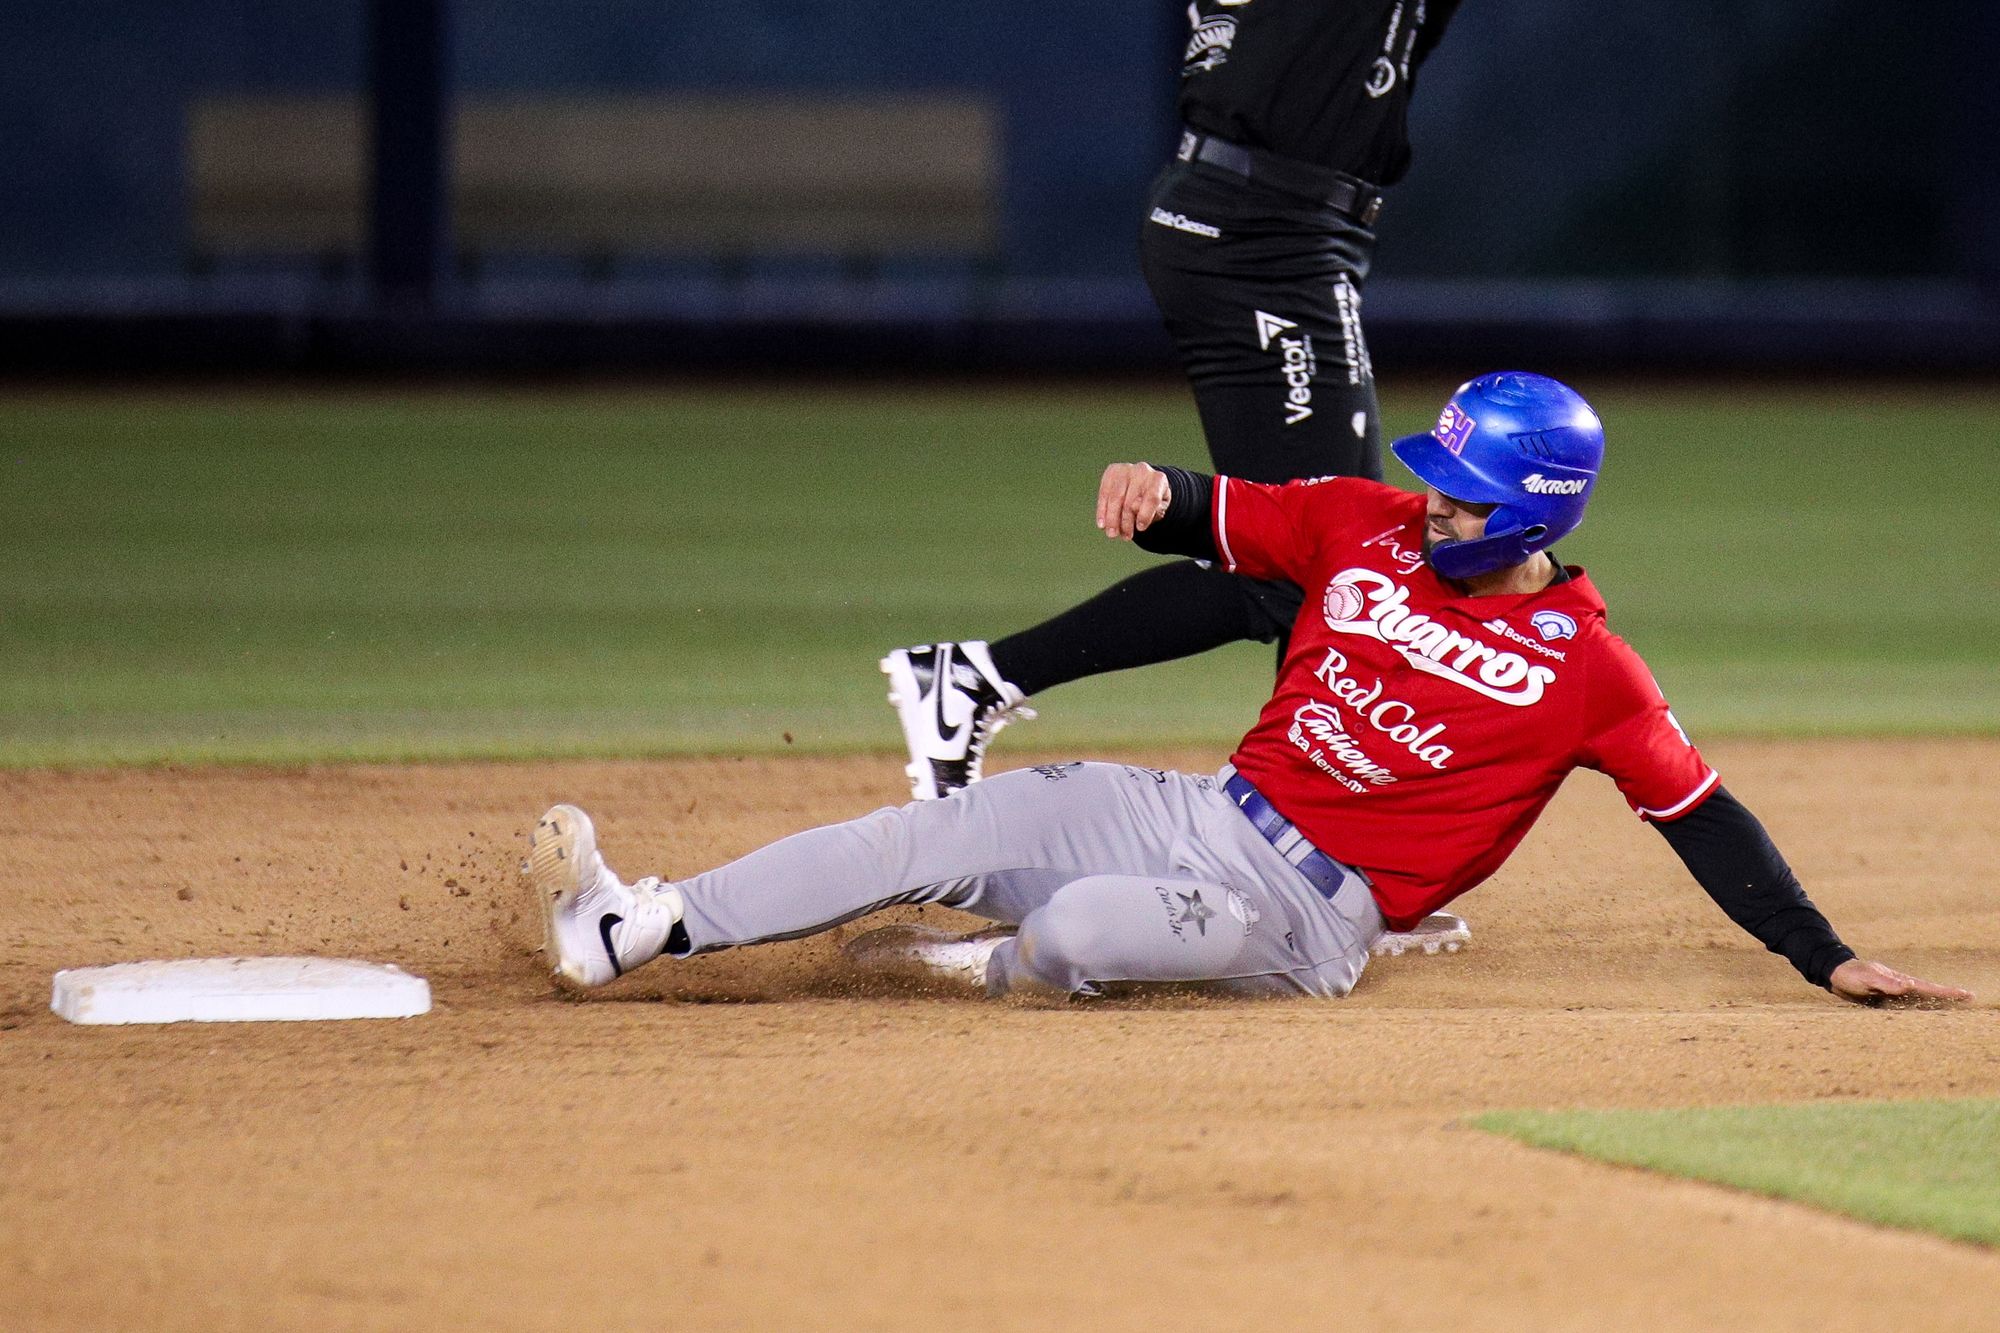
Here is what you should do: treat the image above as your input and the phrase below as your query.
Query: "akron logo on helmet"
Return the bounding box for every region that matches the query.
[1521,473,1587,495]
[1530,610,1578,642]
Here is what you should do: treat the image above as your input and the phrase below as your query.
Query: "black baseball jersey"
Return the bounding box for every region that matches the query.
[1179,0,1462,185]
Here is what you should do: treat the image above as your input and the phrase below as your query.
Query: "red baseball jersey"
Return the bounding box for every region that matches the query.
[1215,476,1717,930]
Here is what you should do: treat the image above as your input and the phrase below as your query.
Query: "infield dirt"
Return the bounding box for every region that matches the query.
[3,738,1997,1331]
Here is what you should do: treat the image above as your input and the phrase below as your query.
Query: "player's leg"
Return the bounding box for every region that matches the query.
[1139,161,1383,484]
[883,565,1286,800]
[846,871,1378,999]
[1142,179,1378,668]
[986,559,1279,695]
[986,872,1364,998]
[881,168,1382,799]
[999,165,1385,681]
[1181,377,1382,488]
[851,767,1389,999]
[994,769,1388,997]
[527,762,1212,987]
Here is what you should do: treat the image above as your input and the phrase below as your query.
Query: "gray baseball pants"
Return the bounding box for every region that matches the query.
[668,762,1385,998]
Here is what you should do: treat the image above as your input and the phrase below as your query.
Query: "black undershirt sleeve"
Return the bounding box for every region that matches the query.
[1653,786,1856,989]
[1132,466,1220,562]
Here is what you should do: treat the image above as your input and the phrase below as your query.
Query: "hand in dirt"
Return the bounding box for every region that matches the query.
[1828,959,1972,1006]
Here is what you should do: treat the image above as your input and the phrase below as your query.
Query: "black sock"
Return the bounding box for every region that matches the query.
[987,561,1292,697]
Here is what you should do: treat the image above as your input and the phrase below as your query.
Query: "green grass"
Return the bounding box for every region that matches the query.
[3,381,1997,766]
[1474,1099,2000,1248]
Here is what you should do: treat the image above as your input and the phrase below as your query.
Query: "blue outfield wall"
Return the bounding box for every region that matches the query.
[0,2,1995,371]
[0,2,1178,282]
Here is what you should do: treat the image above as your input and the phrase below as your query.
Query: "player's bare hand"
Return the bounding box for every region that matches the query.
[1096,463,1171,540]
[1828,958,1972,1006]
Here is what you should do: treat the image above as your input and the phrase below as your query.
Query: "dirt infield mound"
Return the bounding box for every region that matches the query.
[3,740,1997,1329]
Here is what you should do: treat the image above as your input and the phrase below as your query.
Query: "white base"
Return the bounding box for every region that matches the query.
[51,957,431,1025]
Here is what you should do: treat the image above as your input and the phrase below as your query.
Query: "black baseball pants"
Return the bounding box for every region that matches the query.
[991,157,1383,696]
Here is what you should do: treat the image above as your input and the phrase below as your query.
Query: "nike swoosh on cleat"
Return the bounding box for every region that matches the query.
[598,912,625,978]
[930,649,970,749]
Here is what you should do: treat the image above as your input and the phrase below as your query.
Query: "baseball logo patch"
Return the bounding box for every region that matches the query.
[1225,886,1260,935]
[1530,610,1578,642]
[1434,403,1477,455]
[1323,578,1367,626]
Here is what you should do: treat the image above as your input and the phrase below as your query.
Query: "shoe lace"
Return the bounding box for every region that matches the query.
[977,699,1036,739]
[626,876,679,925]
[967,699,1036,779]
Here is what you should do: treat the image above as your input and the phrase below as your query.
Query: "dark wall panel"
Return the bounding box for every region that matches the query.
[0,2,1978,286]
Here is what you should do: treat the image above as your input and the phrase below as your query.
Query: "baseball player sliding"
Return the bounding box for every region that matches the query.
[525,373,1968,1006]
[879,2,1465,810]
[878,2,1468,959]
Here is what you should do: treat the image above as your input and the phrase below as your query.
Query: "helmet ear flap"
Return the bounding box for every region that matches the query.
[1424,501,1564,580]
[1425,528,1532,581]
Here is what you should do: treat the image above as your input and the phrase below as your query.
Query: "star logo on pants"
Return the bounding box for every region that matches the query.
[1175,890,1216,937]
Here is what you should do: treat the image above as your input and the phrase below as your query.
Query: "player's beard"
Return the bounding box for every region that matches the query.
[1422,519,1469,570]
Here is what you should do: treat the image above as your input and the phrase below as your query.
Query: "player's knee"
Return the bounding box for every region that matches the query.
[1319,954,1364,998]
[1011,901,1119,995]
[1008,877,1252,995]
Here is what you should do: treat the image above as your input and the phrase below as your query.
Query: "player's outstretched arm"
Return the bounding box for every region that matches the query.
[1654,786,1971,1001]
[1105,464,1222,565]
[1827,958,1972,1005]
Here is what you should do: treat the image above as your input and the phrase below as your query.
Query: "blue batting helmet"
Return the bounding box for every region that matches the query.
[1389,371,1605,580]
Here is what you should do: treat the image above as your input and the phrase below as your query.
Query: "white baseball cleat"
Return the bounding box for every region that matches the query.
[880,641,1035,800]
[842,923,1012,993]
[1370,911,1471,958]
[524,803,684,988]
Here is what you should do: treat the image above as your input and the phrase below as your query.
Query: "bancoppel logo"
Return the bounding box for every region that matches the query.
[1434,402,1476,455]
[1149,207,1221,239]
[1254,311,1315,426]
[1481,616,1567,661]
[1184,14,1236,72]
[1323,569,1558,705]
[1522,473,1588,495]
[1530,610,1578,642]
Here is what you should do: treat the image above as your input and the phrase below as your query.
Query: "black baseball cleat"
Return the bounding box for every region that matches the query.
[880,641,1035,800]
